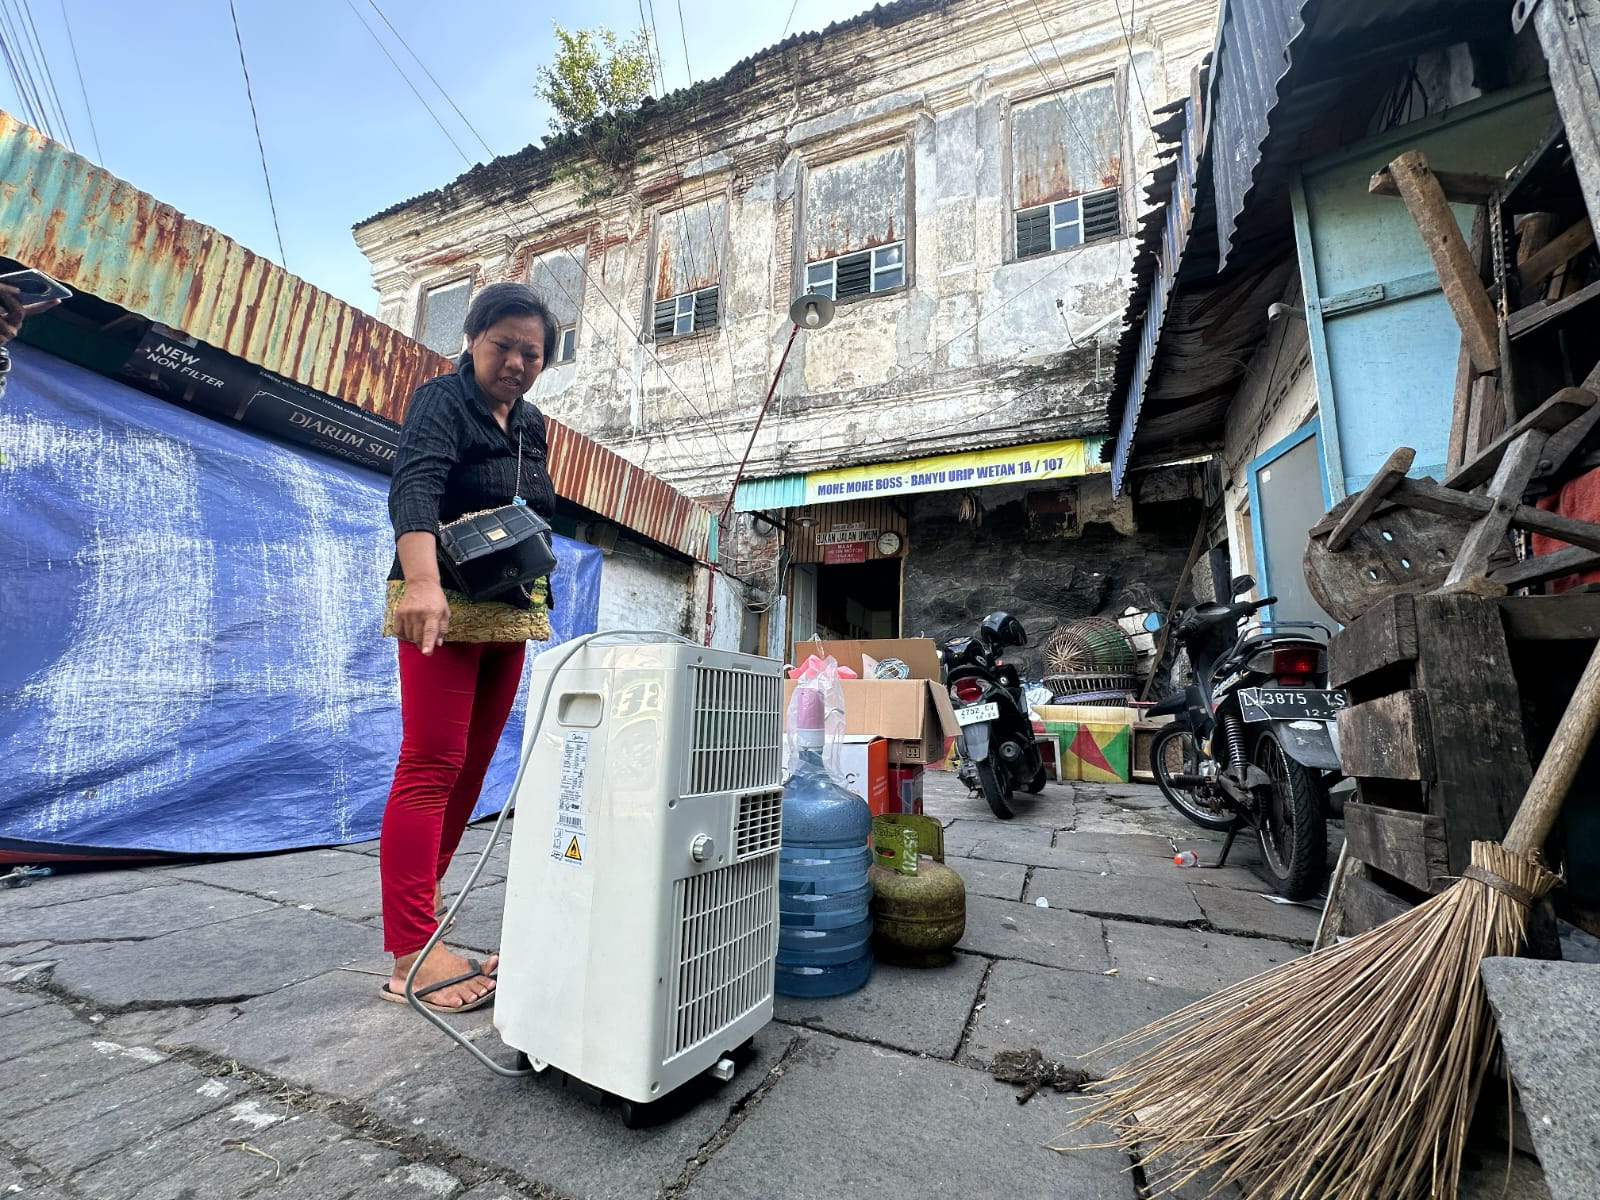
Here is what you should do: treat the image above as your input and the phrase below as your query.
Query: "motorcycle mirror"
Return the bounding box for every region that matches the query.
[1230,574,1256,597]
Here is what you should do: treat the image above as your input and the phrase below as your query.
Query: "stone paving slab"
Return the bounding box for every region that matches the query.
[0,866,180,910]
[965,957,1200,1073]
[165,847,374,892]
[47,907,380,1008]
[1046,831,1175,857]
[1189,883,1321,944]
[680,1032,1135,1200]
[959,894,1109,973]
[0,981,43,1016]
[1,1000,93,1056]
[1482,958,1600,1200]
[4,880,276,944]
[921,775,1078,829]
[177,965,489,1101]
[1102,918,1301,996]
[773,951,987,1059]
[434,880,507,956]
[0,1034,169,1118]
[4,1058,246,1175]
[944,854,1028,901]
[367,1024,796,1200]
[941,819,1057,864]
[1026,865,1205,926]
[1113,852,1265,891]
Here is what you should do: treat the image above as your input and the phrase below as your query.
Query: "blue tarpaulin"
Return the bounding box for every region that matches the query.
[0,347,601,858]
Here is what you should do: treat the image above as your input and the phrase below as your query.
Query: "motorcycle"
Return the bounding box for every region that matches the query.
[939,611,1048,819]
[1147,575,1346,900]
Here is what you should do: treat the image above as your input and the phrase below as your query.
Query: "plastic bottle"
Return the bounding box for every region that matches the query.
[775,686,873,998]
[1173,850,1200,868]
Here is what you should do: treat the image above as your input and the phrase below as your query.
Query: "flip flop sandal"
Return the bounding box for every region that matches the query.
[379,965,496,1014]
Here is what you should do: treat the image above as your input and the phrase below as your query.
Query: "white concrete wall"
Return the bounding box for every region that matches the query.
[355,0,1218,501]
[595,540,695,638]
[1219,271,1319,585]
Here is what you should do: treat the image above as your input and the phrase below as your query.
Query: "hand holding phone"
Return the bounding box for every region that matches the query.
[0,268,68,345]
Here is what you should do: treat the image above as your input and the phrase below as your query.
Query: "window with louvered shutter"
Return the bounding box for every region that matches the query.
[1082,190,1121,241]
[1015,207,1054,259]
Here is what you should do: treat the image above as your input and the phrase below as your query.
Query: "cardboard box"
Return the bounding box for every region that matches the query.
[787,639,961,767]
[887,764,924,815]
[837,735,891,816]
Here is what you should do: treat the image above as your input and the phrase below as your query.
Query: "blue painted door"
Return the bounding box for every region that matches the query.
[1293,86,1556,502]
[1249,423,1335,629]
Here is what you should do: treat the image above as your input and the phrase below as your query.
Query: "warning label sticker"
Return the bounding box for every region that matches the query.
[551,731,590,866]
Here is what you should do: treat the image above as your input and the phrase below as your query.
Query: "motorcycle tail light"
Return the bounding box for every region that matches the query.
[952,678,985,704]
[1273,646,1322,680]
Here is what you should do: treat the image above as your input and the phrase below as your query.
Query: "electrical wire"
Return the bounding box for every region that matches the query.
[0,4,50,138]
[348,1,739,465]
[227,0,289,268]
[1110,0,1153,127]
[17,0,71,148]
[57,0,100,163]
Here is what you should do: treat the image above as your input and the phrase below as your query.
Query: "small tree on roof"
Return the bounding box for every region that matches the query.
[535,23,654,204]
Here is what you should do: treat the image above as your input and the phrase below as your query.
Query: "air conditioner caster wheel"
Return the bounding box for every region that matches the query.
[618,1096,668,1129]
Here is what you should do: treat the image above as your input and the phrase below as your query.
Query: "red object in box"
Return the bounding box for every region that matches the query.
[1534,466,1600,592]
[887,765,924,815]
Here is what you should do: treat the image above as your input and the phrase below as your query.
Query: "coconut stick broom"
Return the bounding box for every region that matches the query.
[1070,636,1600,1200]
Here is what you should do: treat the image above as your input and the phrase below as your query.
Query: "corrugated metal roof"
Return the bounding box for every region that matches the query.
[732,474,807,512]
[1210,0,1510,270]
[1105,0,1516,479]
[0,111,714,562]
[0,111,438,424]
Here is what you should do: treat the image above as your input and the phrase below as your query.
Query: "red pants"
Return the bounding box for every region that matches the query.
[380,639,526,955]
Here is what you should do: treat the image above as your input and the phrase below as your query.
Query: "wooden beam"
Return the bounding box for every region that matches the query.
[1492,546,1600,589]
[1444,386,1597,492]
[1444,430,1548,586]
[1387,149,1501,373]
[1343,803,1450,892]
[1447,208,1492,475]
[1329,594,1418,690]
[1327,448,1415,550]
[1517,216,1596,292]
[1509,278,1600,340]
[1368,164,1503,205]
[1339,871,1417,936]
[1498,594,1600,642]
[1394,477,1600,554]
[1338,691,1434,780]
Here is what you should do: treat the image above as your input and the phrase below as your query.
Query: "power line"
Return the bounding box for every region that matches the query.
[57,0,100,162]
[347,2,739,465]
[1110,0,1153,127]
[0,4,51,139]
[227,0,289,268]
[17,0,71,148]
[779,0,802,41]
[362,0,494,158]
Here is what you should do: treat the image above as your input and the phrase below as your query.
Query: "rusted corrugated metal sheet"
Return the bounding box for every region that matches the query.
[545,418,713,561]
[0,111,440,422]
[1012,83,1122,208]
[0,112,713,560]
[656,201,724,298]
[804,144,906,261]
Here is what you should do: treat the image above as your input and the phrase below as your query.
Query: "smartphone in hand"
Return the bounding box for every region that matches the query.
[0,267,72,304]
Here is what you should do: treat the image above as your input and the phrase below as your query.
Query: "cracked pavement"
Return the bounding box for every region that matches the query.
[3,774,1350,1199]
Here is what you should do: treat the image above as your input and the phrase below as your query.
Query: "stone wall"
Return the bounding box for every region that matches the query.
[901,478,1201,682]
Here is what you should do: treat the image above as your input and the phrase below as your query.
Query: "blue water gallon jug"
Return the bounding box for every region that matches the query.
[776,688,873,998]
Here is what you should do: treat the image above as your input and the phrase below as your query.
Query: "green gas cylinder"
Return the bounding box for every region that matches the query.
[867,857,966,967]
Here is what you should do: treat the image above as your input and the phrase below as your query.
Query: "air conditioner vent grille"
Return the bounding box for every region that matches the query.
[666,855,778,1058]
[687,666,782,795]
[736,789,783,860]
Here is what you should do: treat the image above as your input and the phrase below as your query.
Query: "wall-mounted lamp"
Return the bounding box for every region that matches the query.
[795,507,815,529]
[790,292,835,331]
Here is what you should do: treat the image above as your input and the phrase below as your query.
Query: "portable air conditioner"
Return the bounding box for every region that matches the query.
[494,639,785,1115]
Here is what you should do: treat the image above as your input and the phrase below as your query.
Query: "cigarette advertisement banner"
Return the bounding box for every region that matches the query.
[804,437,1105,505]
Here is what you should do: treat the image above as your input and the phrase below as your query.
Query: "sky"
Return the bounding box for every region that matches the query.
[0,0,880,312]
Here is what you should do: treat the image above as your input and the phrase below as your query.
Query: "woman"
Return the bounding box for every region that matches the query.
[379,281,558,1013]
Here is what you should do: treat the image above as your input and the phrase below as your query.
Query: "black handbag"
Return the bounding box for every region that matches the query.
[437,504,557,601]
[435,428,557,602]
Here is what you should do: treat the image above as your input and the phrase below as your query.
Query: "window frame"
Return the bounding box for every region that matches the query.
[414,273,473,357]
[524,238,589,366]
[651,283,721,342]
[1013,187,1123,260]
[802,241,907,302]
[795,133,915,306]
[1002,72,1129,265]
[646,193,730,345]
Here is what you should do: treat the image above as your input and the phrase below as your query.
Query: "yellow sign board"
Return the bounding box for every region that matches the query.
[804,437,1105,505]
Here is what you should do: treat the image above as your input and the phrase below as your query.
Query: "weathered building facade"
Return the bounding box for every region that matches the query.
[356,0,1217,664]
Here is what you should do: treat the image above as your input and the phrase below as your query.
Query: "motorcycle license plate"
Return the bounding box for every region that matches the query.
[955,701,1000,725]
[1238,687,1347,723]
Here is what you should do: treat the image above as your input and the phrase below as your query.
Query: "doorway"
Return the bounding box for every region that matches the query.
[1247,420,1336,629]
[814,559,901,641]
